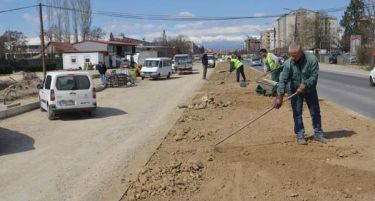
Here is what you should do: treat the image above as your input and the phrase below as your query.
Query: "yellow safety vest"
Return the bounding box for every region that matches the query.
[266,53,278,71]
[231,58,243,69]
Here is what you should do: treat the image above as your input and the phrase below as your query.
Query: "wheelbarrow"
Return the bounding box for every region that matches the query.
[255,77,278,96]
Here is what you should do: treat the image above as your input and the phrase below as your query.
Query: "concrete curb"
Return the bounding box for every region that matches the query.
[0,84,106,120]
[0,101,39,120]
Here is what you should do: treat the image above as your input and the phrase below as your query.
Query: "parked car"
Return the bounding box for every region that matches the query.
[207,53,216,68]
[140,57,173,80]
[38,71,97,120]
[173,54,193,74]
[250,56,262,66]
[329,54,339,64]
[370,67,375,87]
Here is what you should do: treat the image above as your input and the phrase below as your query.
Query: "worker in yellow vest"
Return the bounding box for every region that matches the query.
[227,57,247,82]
[260,49,280,82]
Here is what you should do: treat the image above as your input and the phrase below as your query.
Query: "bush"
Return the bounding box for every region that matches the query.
[0,59,60,74]
[357,47,373,66]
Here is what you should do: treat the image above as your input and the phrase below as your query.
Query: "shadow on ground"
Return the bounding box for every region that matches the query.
[0,127,35,156]
[58,107,127,121]
[324,130,357,139]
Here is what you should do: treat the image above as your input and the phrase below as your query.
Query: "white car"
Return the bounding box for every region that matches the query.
[141,57,173,80]
[38,71,97,120]
[370,67,375,86]
[207,54,216,68]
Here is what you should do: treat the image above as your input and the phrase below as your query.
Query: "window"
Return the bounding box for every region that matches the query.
[56,75,90,91]
[44,75,52,90]
[163,60,171,67]
[71,56,77,63]
[144,60,160,68]
[84,56,90,63]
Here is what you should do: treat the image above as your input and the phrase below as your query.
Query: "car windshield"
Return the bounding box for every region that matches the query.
[175,56,192,64]
[144,60,160,67]
[252,57,260,61]
[56,75,90,90]
[207,56,214,60]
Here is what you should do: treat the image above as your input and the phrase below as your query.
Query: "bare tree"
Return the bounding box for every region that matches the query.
[54,0,63,42]
[167,35,193,54]
[70,0,79,43]
[2,31,27,60]
[63,0,70,42]
[87,27,106,40]
[77,0,92,41]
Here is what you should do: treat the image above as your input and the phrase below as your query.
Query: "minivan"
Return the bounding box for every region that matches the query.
[140,58,173,80]
[173,54,193,74]
[38,71,97,120]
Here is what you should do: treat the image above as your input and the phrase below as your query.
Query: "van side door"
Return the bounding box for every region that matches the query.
[40,75,52,110]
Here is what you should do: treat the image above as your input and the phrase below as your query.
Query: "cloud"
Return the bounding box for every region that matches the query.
[254,12,266,17]
[22,13,39,25]
[178,11,195,17]
[103,21,166,35]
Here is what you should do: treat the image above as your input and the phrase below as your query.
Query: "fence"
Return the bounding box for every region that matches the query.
[0,58,62,74]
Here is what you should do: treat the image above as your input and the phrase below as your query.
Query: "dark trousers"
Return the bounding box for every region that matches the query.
[202,64,208,79]
[236,66,246,82]
[290,90,324,139]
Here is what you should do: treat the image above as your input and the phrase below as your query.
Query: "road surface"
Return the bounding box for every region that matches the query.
[244,60,375,119]
[0,64,208,201]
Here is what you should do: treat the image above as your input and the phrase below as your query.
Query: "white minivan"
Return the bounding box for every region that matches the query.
[140,58,173,80]
[38,71,97,120]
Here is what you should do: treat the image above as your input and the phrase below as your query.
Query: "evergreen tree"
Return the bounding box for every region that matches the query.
[340,0,366,51]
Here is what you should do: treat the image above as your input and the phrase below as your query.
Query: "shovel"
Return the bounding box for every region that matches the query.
[214,92,298,153]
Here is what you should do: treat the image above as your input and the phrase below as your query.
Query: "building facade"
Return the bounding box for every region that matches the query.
[244,37,261,54]
[275,8,339,52]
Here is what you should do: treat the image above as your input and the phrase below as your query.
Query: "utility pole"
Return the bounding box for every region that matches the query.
[39,3,46,79]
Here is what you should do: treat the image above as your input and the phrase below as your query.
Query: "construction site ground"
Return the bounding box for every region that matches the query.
[122,62,375,201]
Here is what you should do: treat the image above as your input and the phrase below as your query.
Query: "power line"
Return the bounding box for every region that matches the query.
[0,5,38,14]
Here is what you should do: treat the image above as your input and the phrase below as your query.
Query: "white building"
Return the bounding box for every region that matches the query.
[63,52,105,70]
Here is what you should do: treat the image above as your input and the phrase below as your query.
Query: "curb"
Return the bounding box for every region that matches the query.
[0,101,39,120]
[0,84,106,120]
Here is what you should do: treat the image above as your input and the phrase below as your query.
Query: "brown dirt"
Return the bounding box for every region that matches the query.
[121,62,375,201]
[0,72,42,101]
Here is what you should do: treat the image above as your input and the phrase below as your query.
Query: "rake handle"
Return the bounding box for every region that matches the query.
[215,93,297,147]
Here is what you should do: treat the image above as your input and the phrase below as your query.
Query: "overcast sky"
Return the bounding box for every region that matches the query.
[0,0,350,48]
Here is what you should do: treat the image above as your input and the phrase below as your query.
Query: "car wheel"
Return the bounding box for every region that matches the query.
[89,108,96,117]
[370,76,375,87]
[167,72,171,79]
[48,105,56,120]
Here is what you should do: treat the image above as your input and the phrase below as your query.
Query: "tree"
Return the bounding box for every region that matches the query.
[1,31,27,60]
[77,0,92,41]
[70,0,79,42]
[63,0,71,42]
[88,27,106,40]
[167,35,193,54]
[0,35,6,59]
[340,0,366,51]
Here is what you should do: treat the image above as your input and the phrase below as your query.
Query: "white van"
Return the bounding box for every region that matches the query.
[173,54,193,74]
[38,71,97,120]
[140,58,173,80]
[207,53,216,68]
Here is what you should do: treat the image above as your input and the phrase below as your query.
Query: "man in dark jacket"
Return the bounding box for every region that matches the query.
[97,62,107,87]
[202,53,208,80]
[274,43,327,145]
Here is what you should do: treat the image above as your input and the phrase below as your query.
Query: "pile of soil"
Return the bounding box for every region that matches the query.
[0,72,42,101]
[121,62,375,201]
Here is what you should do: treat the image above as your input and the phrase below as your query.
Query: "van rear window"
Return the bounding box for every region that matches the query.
[56,75,91,90]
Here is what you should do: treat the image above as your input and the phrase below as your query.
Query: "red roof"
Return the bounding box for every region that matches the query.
[49,42,79,53]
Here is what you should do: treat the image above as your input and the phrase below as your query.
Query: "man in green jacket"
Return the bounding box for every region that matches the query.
[273,43,327,145]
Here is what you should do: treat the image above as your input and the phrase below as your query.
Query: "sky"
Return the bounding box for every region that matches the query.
[0,0,350,49]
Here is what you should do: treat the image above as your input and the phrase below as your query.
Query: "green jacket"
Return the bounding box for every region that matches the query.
[229,58,243,71]
[277,53,319,95]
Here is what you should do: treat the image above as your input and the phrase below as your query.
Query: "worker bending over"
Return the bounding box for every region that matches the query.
[260,48,280,82]
[274,43,327,145]
[227,57,247,82]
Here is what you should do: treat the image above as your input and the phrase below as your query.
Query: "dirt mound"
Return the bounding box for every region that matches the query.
[126,159,204,201]
[0,72,42,102]
[121,62,375,201]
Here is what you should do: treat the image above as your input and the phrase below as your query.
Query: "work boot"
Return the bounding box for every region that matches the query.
[314,136,328,144]
[297,138,308,145]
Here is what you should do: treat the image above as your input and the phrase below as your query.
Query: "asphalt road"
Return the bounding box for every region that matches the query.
[0,64,209,201]
[244,60,375,119]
